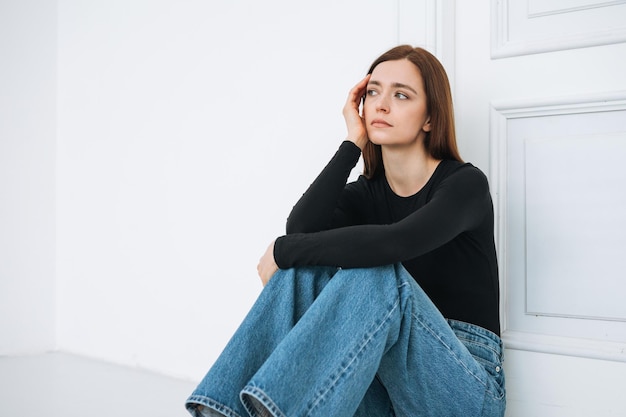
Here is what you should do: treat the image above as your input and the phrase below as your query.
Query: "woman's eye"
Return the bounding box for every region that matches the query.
[395,92,409,100]
[366,89,378,96]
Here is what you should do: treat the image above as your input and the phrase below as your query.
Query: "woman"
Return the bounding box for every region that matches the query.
[186,45,506,417]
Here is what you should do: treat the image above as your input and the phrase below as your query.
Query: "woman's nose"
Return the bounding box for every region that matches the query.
[376,97,389,113]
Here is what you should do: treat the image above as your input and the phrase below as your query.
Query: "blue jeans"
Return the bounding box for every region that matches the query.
[186,265,506,417]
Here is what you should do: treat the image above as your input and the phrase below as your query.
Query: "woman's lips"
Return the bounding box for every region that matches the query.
[371,119,392,127]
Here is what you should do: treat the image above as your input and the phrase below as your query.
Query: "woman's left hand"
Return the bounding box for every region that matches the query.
[257,239,279,286]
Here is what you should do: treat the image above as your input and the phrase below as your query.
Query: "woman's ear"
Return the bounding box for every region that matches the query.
[423,116,432,132]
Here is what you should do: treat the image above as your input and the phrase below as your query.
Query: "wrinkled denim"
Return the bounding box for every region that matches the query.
[186,265,505,417]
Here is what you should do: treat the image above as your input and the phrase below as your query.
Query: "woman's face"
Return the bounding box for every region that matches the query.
[363,59,431,147]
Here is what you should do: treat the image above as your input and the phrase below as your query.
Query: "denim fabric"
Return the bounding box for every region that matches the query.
[186,265,505,417]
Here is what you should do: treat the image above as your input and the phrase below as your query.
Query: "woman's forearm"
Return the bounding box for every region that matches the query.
[285,141,361,234]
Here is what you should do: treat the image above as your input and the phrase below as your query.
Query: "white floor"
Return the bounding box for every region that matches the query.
[0,352,197,417]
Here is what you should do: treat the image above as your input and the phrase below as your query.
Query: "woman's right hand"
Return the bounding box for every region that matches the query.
[343,74,371,150]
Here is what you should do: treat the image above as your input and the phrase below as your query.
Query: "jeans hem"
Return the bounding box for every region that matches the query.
[241,385,285,417]
[186,395,243,417]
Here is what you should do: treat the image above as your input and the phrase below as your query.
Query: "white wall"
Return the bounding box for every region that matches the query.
[7,2,626,415]
[0,0,57,354]
[55,0,399,380]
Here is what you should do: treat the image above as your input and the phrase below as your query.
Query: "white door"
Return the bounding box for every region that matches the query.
[461,1,626,416]
[401,1,626,416]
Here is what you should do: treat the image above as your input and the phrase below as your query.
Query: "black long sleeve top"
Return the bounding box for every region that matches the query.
[274,141,501,335]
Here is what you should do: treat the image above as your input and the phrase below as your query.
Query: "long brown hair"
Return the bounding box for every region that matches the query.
[362,45,462,179]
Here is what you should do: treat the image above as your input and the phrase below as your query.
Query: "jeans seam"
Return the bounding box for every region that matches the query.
[455,337,502,361]
[413,312,491,393]
[306,296,400,416]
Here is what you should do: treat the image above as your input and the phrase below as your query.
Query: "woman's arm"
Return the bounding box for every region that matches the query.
[258,76,370,284]
[285,141,361,234]
[285,75,371,234]
[274,165,492,270]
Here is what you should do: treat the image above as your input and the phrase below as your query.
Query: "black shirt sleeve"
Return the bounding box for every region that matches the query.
[274,156,491,270]
[285,141,362,234]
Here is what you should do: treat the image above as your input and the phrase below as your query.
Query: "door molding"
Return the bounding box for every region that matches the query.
[491,0,626,58]
[490,91,626,362]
